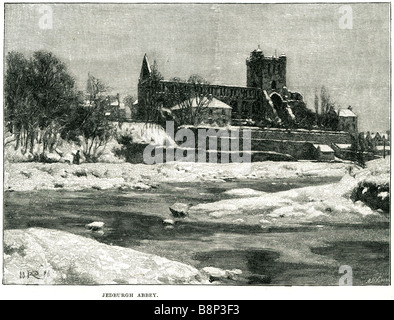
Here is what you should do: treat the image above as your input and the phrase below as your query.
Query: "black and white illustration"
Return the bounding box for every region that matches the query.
[2,2,390,290]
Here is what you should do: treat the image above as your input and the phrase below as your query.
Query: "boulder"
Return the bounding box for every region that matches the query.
[201,267,243,282]
[61,153,74,164]
[85,221,105,231]
[20,170,32,178]
[169,203,191,218]
[201,267,227,279]
[45,152,61,162]
[162,219,175,226]
[74,168,88,177]
[226,269,243,281]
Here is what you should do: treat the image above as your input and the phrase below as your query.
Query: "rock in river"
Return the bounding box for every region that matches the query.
[162,219,175,226]
[169,203,191,218]
[85,221,105,231]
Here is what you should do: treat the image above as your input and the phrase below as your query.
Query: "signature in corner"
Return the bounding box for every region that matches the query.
[365,276,390,285]
[20,270,50,280]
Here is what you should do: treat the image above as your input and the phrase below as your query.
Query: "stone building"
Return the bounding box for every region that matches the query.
[171,97,232,126]
[246,45,287,94]
[336,106,358,134]
[137,46,357,133]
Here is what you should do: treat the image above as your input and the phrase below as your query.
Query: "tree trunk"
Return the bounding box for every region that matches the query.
[29,131,35,154]
[15,131,20,150]
[24,131,29,154]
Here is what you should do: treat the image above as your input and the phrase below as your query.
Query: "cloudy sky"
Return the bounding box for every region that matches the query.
[4,2,391,132]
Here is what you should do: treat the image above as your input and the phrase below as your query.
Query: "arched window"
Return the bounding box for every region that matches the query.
[271,80,277,90]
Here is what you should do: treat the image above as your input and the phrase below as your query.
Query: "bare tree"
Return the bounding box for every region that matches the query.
[123,94,137,119]
[320,85,331,115]
[167,75,212,127]
[5,51,78,159]
[314,88,319,125]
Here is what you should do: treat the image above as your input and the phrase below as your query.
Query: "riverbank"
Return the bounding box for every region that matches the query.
[187,157,390,225]
[3,228,210,285]
[4,160,354,192]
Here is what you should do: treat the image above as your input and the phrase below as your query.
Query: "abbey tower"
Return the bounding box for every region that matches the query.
[246,45,287,93]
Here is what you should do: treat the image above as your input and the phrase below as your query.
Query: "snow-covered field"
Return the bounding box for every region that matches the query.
[4,160,352,192]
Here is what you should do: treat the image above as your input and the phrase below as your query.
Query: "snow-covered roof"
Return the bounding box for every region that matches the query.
[337,109,356,117]
[172,97,232,110]
[336,144,352,150]
[376,146,390,150]
[313,144,334,153]
[371,132,388,139]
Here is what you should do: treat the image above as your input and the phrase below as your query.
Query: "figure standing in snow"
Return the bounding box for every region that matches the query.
[73,150,81,165]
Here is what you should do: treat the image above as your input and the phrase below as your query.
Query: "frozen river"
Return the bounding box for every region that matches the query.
[4,176,390,286]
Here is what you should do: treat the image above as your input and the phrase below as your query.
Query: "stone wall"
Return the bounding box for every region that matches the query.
[118,127,351,164]
[249,128,352,145]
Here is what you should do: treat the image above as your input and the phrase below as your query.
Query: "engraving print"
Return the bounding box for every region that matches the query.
[2,3,390,288]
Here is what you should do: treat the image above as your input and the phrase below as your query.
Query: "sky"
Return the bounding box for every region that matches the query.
[4,2,391,133]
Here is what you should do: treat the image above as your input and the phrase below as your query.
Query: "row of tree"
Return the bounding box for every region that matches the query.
[313,86,340,130]
[4,51,116,162]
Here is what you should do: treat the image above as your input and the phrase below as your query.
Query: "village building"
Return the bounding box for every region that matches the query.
[336,106,358,134]
[313,144,335,161]
[171,97,232,126]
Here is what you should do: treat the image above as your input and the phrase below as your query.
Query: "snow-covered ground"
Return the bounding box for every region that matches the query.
[3,228,209,285]
[187,158,390,226]
[3,156,389,285]
[4,160,353,192]
[3,122,174,164]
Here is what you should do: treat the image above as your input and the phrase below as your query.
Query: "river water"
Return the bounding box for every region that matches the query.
[3,176,390,286]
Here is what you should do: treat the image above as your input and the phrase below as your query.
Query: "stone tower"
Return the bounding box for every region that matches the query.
[139,54,152,84]
[246,45,287,93]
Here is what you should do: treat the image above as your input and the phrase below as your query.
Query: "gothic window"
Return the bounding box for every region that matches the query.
[271,81,277,90]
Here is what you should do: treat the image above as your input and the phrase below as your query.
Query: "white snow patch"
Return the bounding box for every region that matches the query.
[223,188,265,197]
[3,228,209,285]
[378,192,389,200]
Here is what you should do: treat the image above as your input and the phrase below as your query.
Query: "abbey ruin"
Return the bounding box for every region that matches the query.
[136,46,359,161]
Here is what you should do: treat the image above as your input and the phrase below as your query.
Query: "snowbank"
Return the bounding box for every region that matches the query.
[188,160,390,225]
[116,122,176,146]
[4,161,352,192]
[350,157,390,212]
[3,228,209,285]
[4,122,175,164]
